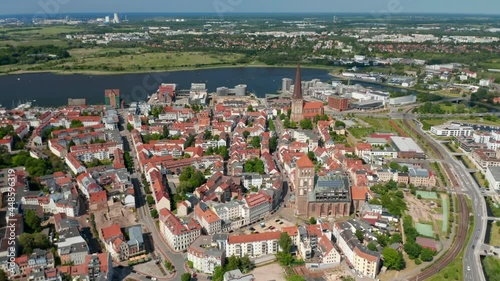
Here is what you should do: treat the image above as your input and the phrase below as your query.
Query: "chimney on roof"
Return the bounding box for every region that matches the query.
[292,64,303,100]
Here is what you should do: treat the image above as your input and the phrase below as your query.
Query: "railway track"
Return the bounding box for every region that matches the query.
[401,116,470,281]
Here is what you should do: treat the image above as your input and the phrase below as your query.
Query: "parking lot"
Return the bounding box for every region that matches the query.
[242,217,295,235]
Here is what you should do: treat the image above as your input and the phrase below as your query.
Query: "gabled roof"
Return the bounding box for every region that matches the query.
[296,154,314,168]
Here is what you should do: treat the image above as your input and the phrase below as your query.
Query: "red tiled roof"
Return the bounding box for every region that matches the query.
[101,224,122,241]
[351,186,368,200]
[354,247,379,262]
[281,226,298,237]
[296,154,314,168]
[228,232,281,244]
[90,190,107,205]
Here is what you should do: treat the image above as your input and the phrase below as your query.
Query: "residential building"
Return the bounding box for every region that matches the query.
[226,232,281,258]
[430,124,473,137]
[187,235,225,274]
[486,166,500,190]
[195,203,222,235]
[333,221,381,279]
[159,208,202,251]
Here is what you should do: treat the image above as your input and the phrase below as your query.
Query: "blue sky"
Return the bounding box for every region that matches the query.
[1,0,499,15]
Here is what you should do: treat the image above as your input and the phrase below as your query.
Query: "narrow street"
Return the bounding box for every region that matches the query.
[117,110,187,281]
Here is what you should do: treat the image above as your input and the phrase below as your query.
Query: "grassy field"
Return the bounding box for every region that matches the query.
[0,26,84,47]
[0,26,85,36]
[0,51,247,74]
[482,256,500,281]
[488,223,500,247]
[357,117,398,133]
[348,117,399,139]
[59,52,244,69]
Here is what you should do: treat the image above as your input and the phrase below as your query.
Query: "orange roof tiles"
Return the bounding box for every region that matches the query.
[296,154,314,168]
[101,224,122,241]
[228,232,281,244]
[90,190,107,205]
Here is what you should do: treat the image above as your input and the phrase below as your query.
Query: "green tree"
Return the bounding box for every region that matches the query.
[24,209,41,232]
[213,266,225,281]
[240,255,252,273]
[247,105,254,112]
[420,248,435,262]
[0,269,7,281]
[269,136,278,153]
[204,130,212,140]
[334,120,346,128]
[146,195,155,205]
[268,119,275,131]
[250,136,261,148]
[404,241,422,260]
[227,256,241,271]
[70,120,84,128]
[307,151,316,162]
[299,119,313,130]
[389,162,401,171]
[382,247,406,270]
[279,232,292,253]
[368,242,378,252]
[150,209,159,219]
[19,233,50,255]
[219,146,229,160]
[242,131,250,139]
[181,273,191,281]
[389,233,403,244]
[309,217,317,225]
[151,106,163,118]
[162,126,170,139]
[127,123,133,131]
[355,229,364,243]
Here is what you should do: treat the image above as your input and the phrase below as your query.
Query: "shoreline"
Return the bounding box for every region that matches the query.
[329,72,433,94]
[0,63,336,76]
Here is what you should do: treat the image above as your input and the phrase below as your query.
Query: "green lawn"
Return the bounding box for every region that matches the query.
[348,127,375,139]
[488,223,500,247]
[0,51,245,74]
[357,117,398,133]
[55,51,244,71]
[0,26,84,36]
[482,256,500,281]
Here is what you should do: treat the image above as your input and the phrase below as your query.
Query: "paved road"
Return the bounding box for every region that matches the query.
[410,119,487,281]
[118,110,186,281]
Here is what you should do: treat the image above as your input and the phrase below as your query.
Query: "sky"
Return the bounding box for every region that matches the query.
[1,0,500,16]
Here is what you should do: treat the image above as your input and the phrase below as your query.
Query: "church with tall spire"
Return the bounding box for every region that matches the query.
[289,64,324,123]
[290,64,304,122]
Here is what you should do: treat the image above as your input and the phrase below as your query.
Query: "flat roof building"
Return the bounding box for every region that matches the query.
[390,136,425,159]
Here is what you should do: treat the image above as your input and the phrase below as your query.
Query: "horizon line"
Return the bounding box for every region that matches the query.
[1,11,500,16]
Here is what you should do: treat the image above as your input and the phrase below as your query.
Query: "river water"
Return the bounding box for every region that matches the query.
[0,67,416,108]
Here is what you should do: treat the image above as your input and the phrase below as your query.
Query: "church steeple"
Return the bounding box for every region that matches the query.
[290,64,304,123]
[292,64,302,100]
